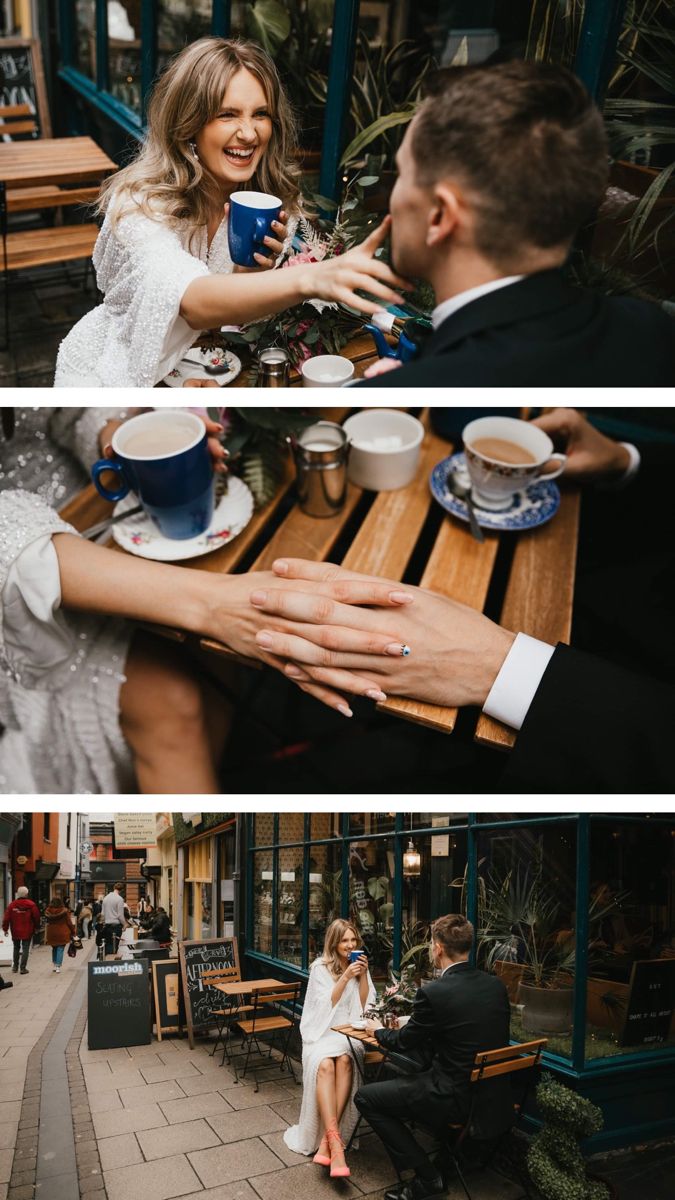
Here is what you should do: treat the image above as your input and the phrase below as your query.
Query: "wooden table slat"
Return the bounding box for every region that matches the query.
[0,136,117,187]
[474,487,581,751]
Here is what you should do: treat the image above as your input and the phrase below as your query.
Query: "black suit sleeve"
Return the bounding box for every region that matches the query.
[502,644,675,793]
[375,986,435,1054]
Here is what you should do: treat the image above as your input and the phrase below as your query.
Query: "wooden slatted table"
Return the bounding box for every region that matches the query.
[59,407,580,752]
[0,137,117,188]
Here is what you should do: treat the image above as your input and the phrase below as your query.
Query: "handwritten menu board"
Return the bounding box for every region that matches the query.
[88,960,151,1050]
[620,958,674,1048]
[179,937,240,1048]
[0,38,51,137]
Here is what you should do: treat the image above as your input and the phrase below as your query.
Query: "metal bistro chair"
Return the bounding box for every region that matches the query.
[201,967,255,1066]
[441,1037,548,1200]
[233,982,302,1092]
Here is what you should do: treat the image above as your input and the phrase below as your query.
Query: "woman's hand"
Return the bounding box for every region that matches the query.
[182,378,220,388]
[199,412,229,473]
[305,216,412,316]
[343,954,368,980]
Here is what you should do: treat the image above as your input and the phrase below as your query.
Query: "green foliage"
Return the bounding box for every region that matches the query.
[243,0,291,57]
[527,1075,609,1200]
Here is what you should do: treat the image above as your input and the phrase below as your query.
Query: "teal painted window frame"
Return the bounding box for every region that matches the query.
[246,811,675,1081]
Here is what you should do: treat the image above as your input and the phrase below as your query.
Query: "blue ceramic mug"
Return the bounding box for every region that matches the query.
[91,410,214,540]
[228,190,281,268]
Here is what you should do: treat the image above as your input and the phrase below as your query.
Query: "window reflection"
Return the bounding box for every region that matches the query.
[75,0,95,80]
[252,850,274,956]
[276,844,303,965]
[308,841,342,962]
[349,838,394,981]
[311,813,341,840]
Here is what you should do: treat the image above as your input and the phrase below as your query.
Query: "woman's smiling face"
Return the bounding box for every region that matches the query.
[337,928,358,962]
[195,67,273,192]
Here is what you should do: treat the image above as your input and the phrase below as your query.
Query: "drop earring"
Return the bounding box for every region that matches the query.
[189,141,199,160]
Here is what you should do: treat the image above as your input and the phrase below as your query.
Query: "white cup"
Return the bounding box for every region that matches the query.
[462,416,566,511]
[342,409,424,491]
[301,355,355,388]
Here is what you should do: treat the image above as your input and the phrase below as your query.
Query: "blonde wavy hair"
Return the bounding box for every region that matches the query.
[320,919,363,979]
[99,37,302,230]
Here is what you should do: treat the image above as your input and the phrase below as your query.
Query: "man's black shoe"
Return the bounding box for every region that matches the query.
[20,968,29,975]
[384,1174,445,1200]
[0,981,13,990]
[11,965,18,973]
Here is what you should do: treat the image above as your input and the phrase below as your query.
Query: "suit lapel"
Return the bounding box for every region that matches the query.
[423,270,583,355]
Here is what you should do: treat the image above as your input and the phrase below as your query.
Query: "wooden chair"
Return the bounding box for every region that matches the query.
[201,967,255,1065]
[1,104,101,212]
[233,982,302,1092]
[440,1038,547,1200]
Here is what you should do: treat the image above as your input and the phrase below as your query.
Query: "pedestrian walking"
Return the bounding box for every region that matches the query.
[44,899,76,972]
[101,884,125,956]
[79,900,93,939]
[2,886,41,975]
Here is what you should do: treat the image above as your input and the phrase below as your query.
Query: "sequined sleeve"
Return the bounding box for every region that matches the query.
[92,205,210,386]
[48,408,135,472]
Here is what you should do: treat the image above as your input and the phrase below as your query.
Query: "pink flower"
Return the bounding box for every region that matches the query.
[283,250,319,268]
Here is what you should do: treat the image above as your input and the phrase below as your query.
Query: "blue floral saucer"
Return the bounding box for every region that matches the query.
[430,452,560,532]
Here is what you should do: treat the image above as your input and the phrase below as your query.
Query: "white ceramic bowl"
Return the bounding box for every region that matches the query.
[301,355,355,387]
[343,409,424,491]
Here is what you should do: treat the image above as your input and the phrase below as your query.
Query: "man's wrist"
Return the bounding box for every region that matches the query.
[475,626,517,707]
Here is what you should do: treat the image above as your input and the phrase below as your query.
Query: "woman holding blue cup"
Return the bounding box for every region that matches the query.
[55,37,409,388]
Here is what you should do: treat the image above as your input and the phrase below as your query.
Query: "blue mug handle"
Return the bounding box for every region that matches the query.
[91,458,130,502]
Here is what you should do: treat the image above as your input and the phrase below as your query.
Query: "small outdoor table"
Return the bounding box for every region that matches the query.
[0,136,117,190]
[60,406,580,753]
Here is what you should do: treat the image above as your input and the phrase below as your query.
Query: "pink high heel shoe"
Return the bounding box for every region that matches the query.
[312,1136,331,1167]
[327,1128,350,1178]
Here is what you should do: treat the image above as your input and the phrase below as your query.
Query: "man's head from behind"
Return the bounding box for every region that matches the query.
[431,913,474,966]
[16,886,29,899]
[389,60,608,282]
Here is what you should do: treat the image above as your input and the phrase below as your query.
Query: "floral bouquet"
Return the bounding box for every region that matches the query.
[195,406,312,508]
[367,965,419,1023]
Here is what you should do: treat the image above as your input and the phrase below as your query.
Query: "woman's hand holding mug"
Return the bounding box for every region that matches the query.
[345,950,368,978]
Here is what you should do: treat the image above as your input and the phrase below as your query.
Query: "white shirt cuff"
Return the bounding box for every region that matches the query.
[482,632,556,731]
[596,442,640,490]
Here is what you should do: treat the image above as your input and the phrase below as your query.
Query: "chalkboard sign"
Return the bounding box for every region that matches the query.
[0,38,51,138]
[179,937,240,1048]
[88,960,152,1051]
[152,960,185,1040]
[620,958,675,1048]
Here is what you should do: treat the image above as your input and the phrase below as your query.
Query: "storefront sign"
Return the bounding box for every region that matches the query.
[114,814,158,850]
[88,961,151,1050]
[179,937,240,1048]
[620,958,675,1047]
[151,960,185,1041]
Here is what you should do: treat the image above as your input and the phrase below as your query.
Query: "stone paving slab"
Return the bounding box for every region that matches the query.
[92,1102,168,1140]
[268,1098,301,1126]
[88,1091,124,1113]
[187,1139,283,1189]
[158,1093,234,1124]
[178,1185,260,1200]
[180,1073,238,1098]
[104,1154,203,1200]
[258,1130,311,1169]
[204,1107,288,1146]
[0,1149,12,1183]
[118,1081,188,1109]
[139,1063,201,1086]
[249,1161,360,1200]
[98,1133,143,1172]
[136,1119,221,1161]
[217,1082,291,1111]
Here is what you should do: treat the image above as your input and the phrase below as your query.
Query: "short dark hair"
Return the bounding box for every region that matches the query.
[411,61,608,269]
[432,914,474,955]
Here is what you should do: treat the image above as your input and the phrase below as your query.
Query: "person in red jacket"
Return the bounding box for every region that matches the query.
[2,886,41,975]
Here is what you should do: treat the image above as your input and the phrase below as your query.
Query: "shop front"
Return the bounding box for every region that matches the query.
[244,812,675,1151]
[0,812,22,920]
[173,813,236,942]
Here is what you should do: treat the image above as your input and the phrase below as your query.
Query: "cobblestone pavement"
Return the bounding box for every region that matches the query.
[3,944,672,1200]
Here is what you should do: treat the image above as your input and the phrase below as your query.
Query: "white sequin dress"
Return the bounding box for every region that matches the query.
[54,200,295,388]
[0,408,135,794]
[283,959,376,1156]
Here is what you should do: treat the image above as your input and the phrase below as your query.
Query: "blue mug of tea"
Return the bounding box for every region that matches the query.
[349,950,366,964]
[228,190,282,268]
[91,410,214,540]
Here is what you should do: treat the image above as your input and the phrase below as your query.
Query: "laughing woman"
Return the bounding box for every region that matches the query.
[283,919,375,1177]
[55,37,407,387]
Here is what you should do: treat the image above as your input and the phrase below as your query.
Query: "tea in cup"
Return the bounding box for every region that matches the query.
[301,355,355,387]
[462,415,566,511]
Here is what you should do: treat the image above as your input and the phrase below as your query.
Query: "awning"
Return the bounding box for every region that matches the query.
[34,862,60,881]
[89,862,126,882]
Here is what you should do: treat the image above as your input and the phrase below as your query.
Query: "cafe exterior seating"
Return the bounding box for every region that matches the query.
[233,981,302,1092]
[201,965,254,1065]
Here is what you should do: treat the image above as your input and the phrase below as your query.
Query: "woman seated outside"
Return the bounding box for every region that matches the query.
[283,919,375,1177]
[149,907,172,945]
[55,37,407,387]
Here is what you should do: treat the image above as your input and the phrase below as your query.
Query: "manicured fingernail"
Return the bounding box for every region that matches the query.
[389,591,413,604]
[256,632,273,648]
[366,689,387,702]
[250,591,267,606]
[273,559,289,574]
[337,704,353,719]
[385,643,411,657]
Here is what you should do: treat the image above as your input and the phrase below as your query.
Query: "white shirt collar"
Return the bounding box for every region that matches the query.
[432,276,525,329]
[441,961,467,976]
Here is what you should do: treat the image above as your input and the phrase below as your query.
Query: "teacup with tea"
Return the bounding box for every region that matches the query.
[462,415,566,510]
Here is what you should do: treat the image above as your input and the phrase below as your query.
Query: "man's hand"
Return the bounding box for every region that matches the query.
[532,409,631,483]
[248,559,516,709]
[365,1017,383,1032]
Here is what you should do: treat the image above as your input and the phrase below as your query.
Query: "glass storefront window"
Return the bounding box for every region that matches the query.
[308,841,342,963]
[349,837,394,981]
[252,813,275,846]
[409,813,467,830]
[349,813,395,836]
[158,0,212,73]
[477,822,578,1061]
[585,819,675,1061]
[310,813,341,840]
[279,813,305,844]
[276,845,303,966]
[74,0,96,80]
[400,830,468,976]
[252,849,274,956]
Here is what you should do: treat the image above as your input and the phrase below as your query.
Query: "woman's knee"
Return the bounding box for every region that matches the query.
[336,1054,353,1071]
[317,1058,336,1079]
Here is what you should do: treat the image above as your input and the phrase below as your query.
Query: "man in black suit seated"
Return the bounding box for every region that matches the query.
[359,61,674,387]
[354,914,510,1200]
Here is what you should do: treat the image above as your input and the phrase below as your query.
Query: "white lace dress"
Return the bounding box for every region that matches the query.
[54,200,295,388]
[283,959,376,1156]
[0,407,136,794]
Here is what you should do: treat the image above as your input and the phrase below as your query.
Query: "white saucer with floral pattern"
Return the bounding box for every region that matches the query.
[163,347,242,387]
[430,452,561,532]
[111,476,254,561]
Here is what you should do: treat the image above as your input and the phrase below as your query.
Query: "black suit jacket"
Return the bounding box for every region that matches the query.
[375,963,511,1131]
[359,270,675,387]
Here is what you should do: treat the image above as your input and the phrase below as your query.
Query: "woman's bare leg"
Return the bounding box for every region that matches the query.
[335,1053,353,1123]
[315,1057,348,1170]
[120,631,231,793]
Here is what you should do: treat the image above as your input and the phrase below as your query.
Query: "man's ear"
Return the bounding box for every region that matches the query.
[427,183,462,247]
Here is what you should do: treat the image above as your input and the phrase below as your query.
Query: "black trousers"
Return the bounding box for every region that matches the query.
[103,922,122,955]
[12,938,31,971]
[355,1071,462,1178]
